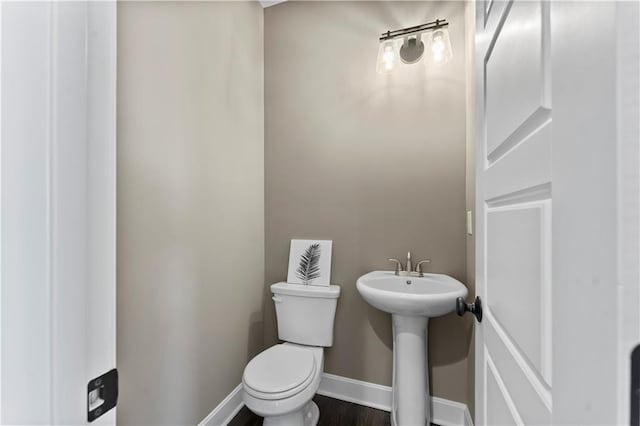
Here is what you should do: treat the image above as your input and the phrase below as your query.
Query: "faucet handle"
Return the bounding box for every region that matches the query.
[387,258,403,276]
[415,259,431,277]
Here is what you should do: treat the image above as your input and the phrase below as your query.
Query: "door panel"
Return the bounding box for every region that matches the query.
[476,0,552,424]
[485,0,549,163]
[477,1,640,424]
[485,319,551,424]
[484,125,551,201]
[487,201,550,380]
[550,2,619,423]
[486,354,520,426]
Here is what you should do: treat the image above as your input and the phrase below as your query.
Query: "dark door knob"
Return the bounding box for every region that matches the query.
[456,296,482,323]
[631,344,640,426]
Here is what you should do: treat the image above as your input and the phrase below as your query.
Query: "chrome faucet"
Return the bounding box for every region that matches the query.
[387,251,431,277]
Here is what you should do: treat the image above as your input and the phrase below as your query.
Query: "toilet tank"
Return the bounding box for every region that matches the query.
[271,282,341,347]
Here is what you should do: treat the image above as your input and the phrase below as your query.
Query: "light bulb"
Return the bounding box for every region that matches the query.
[376,40,399,74]
[432,33,445,62]
[383,45,395,69]
[432,32,445,51]
[429,29,452,65]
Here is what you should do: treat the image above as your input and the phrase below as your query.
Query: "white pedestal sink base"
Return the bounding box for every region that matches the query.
[356,271,468,426]
[391,314,430,426]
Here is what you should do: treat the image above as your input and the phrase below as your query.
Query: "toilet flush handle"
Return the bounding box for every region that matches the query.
[272,296,283,303]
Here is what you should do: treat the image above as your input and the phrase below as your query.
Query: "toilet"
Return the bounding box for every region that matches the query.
[242,282,341,426]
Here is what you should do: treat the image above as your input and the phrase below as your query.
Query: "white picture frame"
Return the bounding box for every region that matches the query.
[286,239,333,286]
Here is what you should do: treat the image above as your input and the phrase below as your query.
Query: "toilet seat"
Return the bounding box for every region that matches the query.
[243,344,317,400]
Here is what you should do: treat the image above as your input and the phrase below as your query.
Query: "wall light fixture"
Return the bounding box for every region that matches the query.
[376,19,452,74]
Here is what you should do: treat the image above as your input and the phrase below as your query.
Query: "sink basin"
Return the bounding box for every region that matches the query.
[356,270,467,317]
[356,270,468,426]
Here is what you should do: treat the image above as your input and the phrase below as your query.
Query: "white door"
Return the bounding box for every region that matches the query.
[1,1,117,424]
[475,1,640,425]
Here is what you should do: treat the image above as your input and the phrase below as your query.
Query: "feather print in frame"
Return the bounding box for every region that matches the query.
[296,243,321,284]
[286,239,333,286]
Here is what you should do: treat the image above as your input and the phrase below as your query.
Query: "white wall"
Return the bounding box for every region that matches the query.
[1,3,53,422]
[1,2,117,424]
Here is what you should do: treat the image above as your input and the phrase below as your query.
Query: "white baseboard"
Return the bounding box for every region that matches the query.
[199,383,244,426]
[317,373,473,426]
[431,396,474,426]
[316,372,392,412]
[200,373,473,426]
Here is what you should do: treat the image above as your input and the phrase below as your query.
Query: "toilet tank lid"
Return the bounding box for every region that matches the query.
[271,282,341,298]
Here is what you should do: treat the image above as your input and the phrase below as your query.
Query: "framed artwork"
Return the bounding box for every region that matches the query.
[286,239,333,286]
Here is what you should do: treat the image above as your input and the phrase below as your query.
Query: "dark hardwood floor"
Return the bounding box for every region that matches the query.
[228,394,437,426]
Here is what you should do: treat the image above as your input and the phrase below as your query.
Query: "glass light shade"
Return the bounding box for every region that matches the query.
[428,28,453,65]
[376,40,400,74]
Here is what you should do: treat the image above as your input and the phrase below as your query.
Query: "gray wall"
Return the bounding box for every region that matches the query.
[117,2,264,424]
[264,1,473,407]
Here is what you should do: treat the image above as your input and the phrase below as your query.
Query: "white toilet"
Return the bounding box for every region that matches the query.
[242,282,340,426]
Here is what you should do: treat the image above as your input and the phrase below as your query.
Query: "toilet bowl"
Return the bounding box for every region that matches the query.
[241,282,340,426]
[242,343,323,426]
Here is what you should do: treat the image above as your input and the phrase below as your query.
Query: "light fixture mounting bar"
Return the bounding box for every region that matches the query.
[379,19,449,41]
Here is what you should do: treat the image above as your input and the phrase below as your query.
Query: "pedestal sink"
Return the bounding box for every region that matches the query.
[356,271,467,426]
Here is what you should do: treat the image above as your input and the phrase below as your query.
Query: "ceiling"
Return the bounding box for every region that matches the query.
[259,0,287,7]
